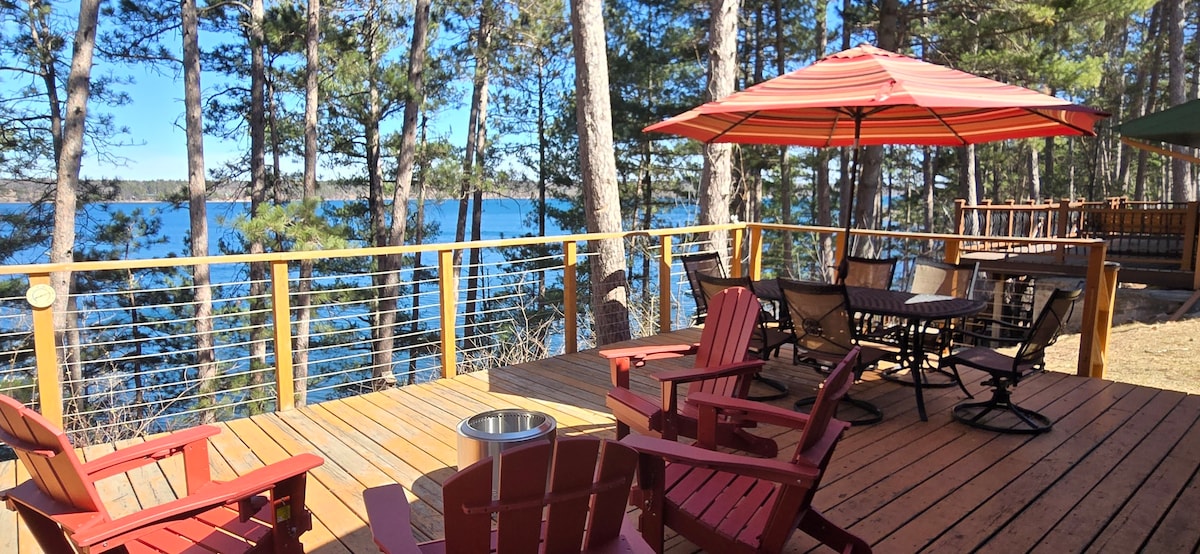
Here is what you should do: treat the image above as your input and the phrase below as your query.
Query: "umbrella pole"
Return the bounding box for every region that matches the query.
[837,116,863,282]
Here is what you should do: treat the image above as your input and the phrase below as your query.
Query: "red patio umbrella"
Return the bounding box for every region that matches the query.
[645,44,1109,241]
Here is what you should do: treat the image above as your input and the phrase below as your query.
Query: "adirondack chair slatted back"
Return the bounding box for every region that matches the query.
[690,286,760,397]
[0,395,107,517]
[796,347,857,457]
[442,437,639,553]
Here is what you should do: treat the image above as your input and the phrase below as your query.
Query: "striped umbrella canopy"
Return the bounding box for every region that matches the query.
[645,44,1109,248]
[644,44,1108,147]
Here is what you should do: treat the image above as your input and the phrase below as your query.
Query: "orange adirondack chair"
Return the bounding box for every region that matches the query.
[364,436,653,553]
[622,347,872,554]
[601,286,777,458]
[0,394,323,554]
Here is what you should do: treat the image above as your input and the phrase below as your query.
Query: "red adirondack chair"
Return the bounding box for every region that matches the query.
[621,347,872,554]
[601,286,777,458]
[364,436,653,553]
[0,394,324,553]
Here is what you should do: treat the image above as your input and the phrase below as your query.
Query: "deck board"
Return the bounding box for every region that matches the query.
[3,328,1200,553]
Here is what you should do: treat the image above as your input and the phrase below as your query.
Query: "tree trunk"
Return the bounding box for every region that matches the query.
[1136,4,1164,201]
[1167,0,1192,201]
[363,2,397,386]
[383,0,430,385]
[50,0,100,409]
[455,0,494,273]
[960,145,978,234]
[292,0,320,406]
[247,0,269,411]
[1028,142,1041,202]
[853,0,900,255]
[459,0,493,356]
[570,0,630,345]
[182,0,216,423]
[699,0,739,266]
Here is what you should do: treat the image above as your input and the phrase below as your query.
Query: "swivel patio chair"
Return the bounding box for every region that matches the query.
[779,279,895,425]
[602,286,778,457]
[364,437,653,553]
[839,255,899,290]
[942,287,1082,433]
[0,394,324,554]
[679,250,726,324]
[878,258,982,389]
[622,347,872,554]
[696,273,793,400]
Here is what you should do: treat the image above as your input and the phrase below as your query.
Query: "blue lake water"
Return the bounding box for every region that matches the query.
[0,198,593,266]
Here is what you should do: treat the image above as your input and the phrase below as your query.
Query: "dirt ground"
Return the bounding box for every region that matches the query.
[1042,316,1200,395]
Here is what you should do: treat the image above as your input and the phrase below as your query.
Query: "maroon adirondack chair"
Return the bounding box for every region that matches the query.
[601,286,778,458]
[364,437,653,553]
[0,394,324,553]
[622,347,872,554]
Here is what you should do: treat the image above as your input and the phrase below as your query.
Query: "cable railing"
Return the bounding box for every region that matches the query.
[0,222,1118,445]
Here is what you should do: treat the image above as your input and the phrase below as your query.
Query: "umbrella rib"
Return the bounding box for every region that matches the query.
[925,108,968,146]
[1023,107,1096,137]
[708,111,760,143]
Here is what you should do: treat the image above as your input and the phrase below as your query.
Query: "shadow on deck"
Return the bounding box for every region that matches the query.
[3,328,1199,553]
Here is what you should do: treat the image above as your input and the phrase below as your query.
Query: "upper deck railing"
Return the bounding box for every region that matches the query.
[955,198,1200,289]
[0,223,1117,443]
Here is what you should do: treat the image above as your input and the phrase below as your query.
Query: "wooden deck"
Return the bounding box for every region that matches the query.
[4,328,1199,553]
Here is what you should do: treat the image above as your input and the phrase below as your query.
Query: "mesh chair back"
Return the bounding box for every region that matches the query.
[910,259,979,298]
[1015,288,1081,369]
[842,256,897,290]
[680,251,726,322]
[779,279,856,358]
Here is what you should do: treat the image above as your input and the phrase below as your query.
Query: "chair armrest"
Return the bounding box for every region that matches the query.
[363,484,423,554]
[685,391,812,429]
[599,343,699,363]
[70,453,324,547]
[620,434,818,486]
[650,360,764,385]
[82,425,222,481]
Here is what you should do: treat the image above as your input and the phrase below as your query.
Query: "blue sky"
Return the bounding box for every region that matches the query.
[84,52,470,182]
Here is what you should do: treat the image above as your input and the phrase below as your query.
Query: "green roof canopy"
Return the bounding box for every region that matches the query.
[1117,99,1200,148]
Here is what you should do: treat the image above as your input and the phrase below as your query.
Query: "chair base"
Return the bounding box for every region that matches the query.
[952,393,1052,434]
[795,394,883,426]
[881,365,961,388]
[747,374,789,401]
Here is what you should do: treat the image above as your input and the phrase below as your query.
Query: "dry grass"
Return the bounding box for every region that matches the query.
[1042,316,1200,395]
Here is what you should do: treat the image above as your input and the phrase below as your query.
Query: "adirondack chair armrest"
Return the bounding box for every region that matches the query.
[363,484,423,554]
[620,434,819,486]
[0,480,103,530]
[599,343,700,365]
[650,360,764,385]
[685,391,812,429]
[82,425,222,481]
[69,453,324,548]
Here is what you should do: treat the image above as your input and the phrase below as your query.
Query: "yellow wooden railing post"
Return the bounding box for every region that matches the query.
[731,227,744,277]
[269,261,295,411]
[747,225,763,279]
[658,236,673,334]
[563,241,578,353]
[944,238,962,265]
[438,249,458,378]
[1078,243,1116,378]
[28,273,62,427]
